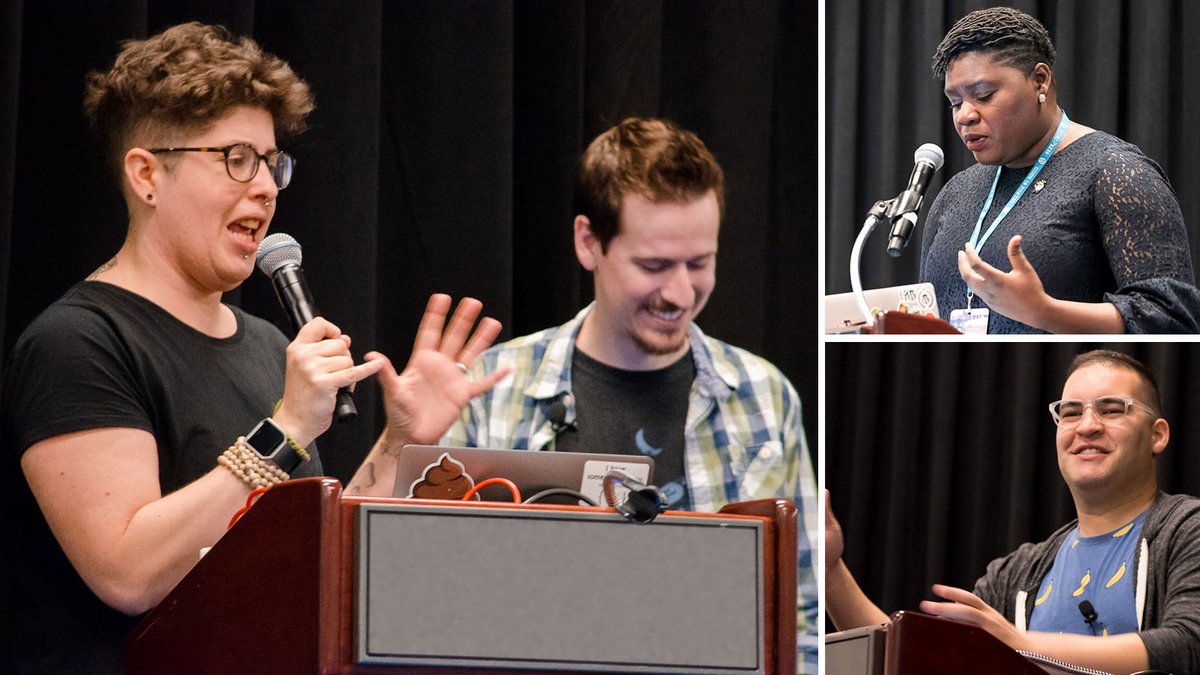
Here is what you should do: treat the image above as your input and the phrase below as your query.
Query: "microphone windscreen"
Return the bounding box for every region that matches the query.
[1078,599,1097,621]
[547,397,568,425]
[914,143,945,171]
[256,232,302,276]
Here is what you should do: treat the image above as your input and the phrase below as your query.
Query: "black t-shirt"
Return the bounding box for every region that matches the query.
[0,281,321,674]
[555,348,694,508]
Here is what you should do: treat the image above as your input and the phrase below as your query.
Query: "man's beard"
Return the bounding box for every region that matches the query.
[632,322,689,356]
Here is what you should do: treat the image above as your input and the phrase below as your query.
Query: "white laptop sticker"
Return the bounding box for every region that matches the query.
[580,460,651,507]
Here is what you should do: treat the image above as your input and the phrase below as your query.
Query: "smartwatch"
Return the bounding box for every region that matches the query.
[245,418,304,474]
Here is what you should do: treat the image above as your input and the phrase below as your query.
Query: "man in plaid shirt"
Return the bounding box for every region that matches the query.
[442,117,817,672]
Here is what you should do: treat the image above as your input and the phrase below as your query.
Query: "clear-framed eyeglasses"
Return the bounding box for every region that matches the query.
[1047,396,1159,428]
[148,143,295,189]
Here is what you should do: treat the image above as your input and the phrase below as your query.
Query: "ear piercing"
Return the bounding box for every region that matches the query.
[1038,93,1047,104]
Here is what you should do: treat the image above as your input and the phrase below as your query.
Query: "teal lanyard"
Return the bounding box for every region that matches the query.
[966,110,1070,303]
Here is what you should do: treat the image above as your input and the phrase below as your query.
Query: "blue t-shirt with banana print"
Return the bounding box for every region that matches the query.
[1028,510,1146,636]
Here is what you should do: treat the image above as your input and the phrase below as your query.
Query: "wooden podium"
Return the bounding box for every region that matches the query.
[126,478,797,675]
[868,312,959,334]
[826,612,1058,675]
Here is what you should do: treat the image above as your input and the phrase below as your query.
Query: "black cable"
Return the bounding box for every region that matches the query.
[523,488,598,507]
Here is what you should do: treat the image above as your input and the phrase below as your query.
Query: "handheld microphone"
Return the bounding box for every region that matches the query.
[886,143,945,257]
[256,233,357,423]
[546,394,578,435]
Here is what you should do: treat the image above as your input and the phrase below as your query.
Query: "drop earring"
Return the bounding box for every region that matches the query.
[1038,92,1046,104]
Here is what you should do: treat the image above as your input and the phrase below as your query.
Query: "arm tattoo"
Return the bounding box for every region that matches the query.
[349,461,377,492]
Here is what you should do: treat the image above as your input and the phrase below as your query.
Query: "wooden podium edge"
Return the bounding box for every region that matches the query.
[871,311,960,334]
[882,611,1050,675]
[126,477,343,675]
[722,498,798,675]
[128,481,791,675]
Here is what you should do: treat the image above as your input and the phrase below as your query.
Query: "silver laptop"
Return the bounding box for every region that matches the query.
[393,445,654,506]
[825,282,940,332]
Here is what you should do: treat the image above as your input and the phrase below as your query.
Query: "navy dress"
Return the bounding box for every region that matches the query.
[920,131,1200,333]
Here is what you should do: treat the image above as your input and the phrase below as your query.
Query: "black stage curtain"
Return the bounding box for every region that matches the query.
[0,0,817,482]
[826,0,1200,295]
[826,342,1200,630]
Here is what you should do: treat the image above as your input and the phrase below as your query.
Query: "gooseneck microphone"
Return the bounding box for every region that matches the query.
[256,233,357,423]
[602,471,668,523]
[885,143,945,257]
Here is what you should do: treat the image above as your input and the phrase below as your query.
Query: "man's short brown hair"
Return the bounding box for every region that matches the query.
[573,118,724,252]
[1067,349,1162,415]
[83,22,314,186]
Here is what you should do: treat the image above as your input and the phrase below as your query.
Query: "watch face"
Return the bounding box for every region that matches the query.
[247,420,287,459]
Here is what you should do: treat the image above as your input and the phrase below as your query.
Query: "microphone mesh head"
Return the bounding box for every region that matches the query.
[914,143,945,171]
[256,232,302,276]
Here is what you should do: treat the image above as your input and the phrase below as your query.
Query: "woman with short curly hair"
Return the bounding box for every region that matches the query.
[920,7,1200,334]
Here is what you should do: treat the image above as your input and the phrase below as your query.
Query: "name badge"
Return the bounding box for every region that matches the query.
[949,308,989,335]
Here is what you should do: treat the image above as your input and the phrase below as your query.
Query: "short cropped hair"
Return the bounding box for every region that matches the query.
[83,22,314,186]
[931,6,1056,81]
[1066,350,1163,415]
[574,118,724,252]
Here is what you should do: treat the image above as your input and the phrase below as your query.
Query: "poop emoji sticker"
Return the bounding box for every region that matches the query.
[408,453,478,500]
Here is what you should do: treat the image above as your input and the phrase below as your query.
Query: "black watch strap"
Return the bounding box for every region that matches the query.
[245,418,304,474]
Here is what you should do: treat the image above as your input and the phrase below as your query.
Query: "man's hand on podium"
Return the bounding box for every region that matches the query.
[920,583,1152,674]
[919,584,1025,650]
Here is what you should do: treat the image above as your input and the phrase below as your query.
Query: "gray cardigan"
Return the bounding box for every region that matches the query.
[972,492,1200,674]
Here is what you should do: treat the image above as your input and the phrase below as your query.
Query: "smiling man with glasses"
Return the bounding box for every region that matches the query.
[827,349,1200,675]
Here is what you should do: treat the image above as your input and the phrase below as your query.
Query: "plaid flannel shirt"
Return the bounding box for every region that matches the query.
[442,305,818,673]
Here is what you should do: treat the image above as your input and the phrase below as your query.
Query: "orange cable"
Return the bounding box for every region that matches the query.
[460,477,522,503]
[227,486,271,529]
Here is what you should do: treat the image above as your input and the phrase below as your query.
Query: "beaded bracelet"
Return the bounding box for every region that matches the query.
[218,436,290,489]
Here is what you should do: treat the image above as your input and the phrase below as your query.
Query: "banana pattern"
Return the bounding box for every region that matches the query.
[1026,513,1145,636]
[1106,562,1126,589]
[1071,569,1091,597]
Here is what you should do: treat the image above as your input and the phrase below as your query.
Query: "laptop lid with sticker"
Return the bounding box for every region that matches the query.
[394,445,654,506]
[824,281,940,332]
